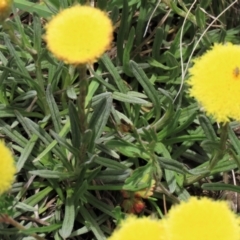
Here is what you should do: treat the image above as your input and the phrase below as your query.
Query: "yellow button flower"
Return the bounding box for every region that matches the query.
[164,197,240,240]
[45,5,113,65]
[0,141,16,194]
[0,0,12,22]
[108,216,166,240]
[188,43,240,122]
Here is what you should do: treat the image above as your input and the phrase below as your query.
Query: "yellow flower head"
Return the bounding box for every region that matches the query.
[0,141,16,194]
[188,43,240,122]
[0,0,12,22]
[164,197,240,240]
[45,5,113,65]
[108,216,166,240]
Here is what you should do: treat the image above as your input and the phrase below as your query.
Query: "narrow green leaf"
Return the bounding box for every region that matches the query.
[113,92,149,104]
[228,125,240,156]
[117,0,129,62]
[24,118,72,170]
[152,28,164,60]
[50,129,80,157]
[29,170,72,179]
[33,13,42,53]
[16,134,38,171]
[101,54,128,94]
[123,26,135,76]
[89,93,112,141]
[14,187,53,218]
[0,119,28,147]
[202,183,240,193]
[130,60,161,122]
[46,84,61,133]
[135,0,147,45]
[60,189,75,238]
[93,156,127,170]
[22,224,62,234]
[69,101,81,149]
[148,58,176,70]
[199,114,218,141]
[86,192,115,218]
[158,157,193,175]
[14,0,52,18]
[80,206,106,240]
[3,34,30,77]
[195,4,206,29]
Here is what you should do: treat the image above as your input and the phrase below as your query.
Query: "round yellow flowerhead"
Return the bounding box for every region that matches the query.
[45,5,113,65]
[0,0,12,22]
[108,216,166,240]
[164,197,240,240]
[188,43,240,123]
[0,141,16,194]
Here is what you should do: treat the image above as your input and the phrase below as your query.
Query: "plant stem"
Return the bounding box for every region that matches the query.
[209,123,229,170]
[0,214,46,240]
[77,65,88,164]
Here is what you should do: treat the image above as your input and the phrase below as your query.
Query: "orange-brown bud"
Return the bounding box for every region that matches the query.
[0,0,12,22]
[121,198,145,214]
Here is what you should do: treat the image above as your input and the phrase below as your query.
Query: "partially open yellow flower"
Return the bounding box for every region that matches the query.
[164,197,240,240]
[45,5,113,65]
[0,0,12,22]
[108,216,166,240]
[0,141,16,194]
[188,43,240,122]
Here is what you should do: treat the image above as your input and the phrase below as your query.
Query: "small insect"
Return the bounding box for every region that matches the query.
[233,67,240,77]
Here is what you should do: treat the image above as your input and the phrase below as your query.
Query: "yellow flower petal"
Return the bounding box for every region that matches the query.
[45,5,113,65]
[165,197,240,240]
[108,216,166,240]
[188,43,240,122]
[0,141,16,194]
[0,0,12,22]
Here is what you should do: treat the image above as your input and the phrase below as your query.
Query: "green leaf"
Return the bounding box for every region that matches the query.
[89,93,112,141]
[14,0,52,18]
[117,0,129,62]
[202,183,240,193]
[195,4,206,29]
[199,114,218,141]
[152,28,164,60]
[113,92,149,104]
[123,27,135,76]
[69,101,81,149]
[80,206,106,240]
[123,162,153,191]
[106,140,150,159]
[135,0,147,46]
[148,58,176,70]
[130,60,161,122]
[46,84,61,133]
[93,156,127,170]
[228,125,240,156]
[29,170,72,179]
[16,134,38,171]
[50,130,80,157]
[60,189,75,238]
[22,224,62,234]
[33,13,42,53]
[24,118,72,170]
[158,157,193,175]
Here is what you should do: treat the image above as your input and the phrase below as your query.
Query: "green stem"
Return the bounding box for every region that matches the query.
[209,123,229,170]
[77,65,88,164]
[184,172,209,186]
